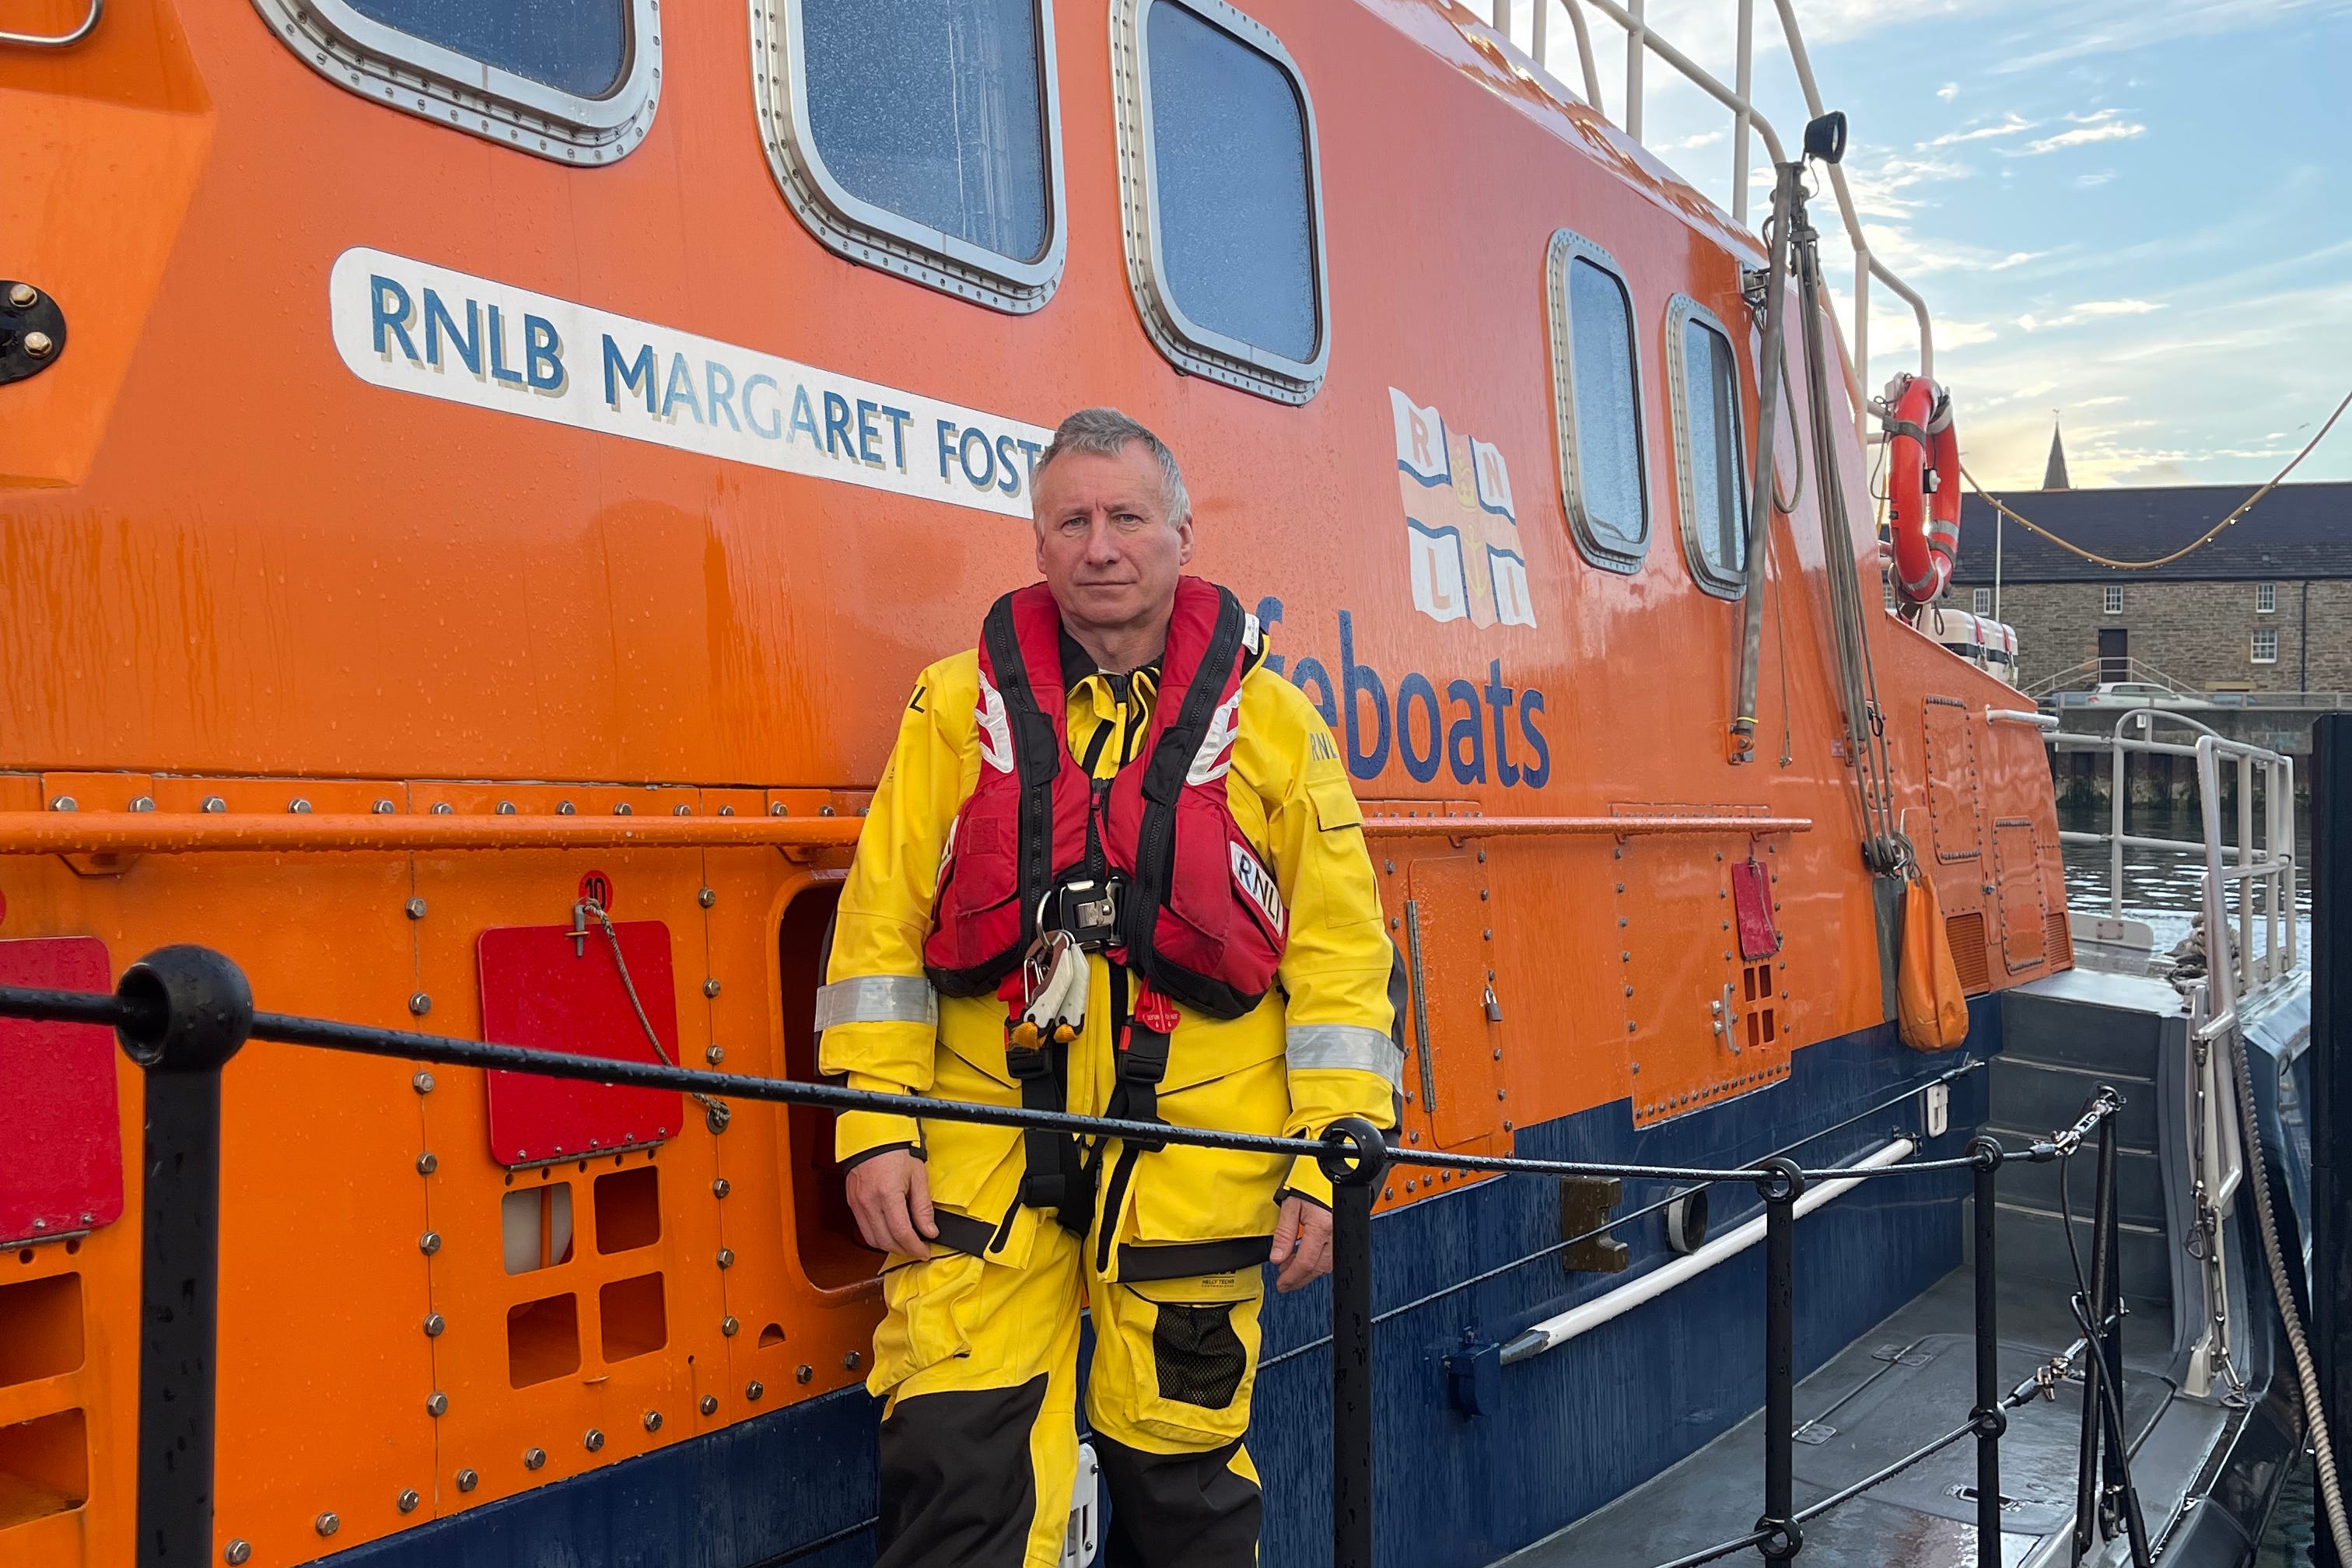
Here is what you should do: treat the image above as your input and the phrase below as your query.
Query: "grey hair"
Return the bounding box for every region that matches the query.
[1031,407,1192,526]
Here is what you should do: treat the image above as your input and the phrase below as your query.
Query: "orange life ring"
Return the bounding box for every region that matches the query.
[1884,373,1960,605]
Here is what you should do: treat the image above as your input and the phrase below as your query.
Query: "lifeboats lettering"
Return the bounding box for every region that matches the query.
[331,247,1052,520]
[1257,598,1552,791]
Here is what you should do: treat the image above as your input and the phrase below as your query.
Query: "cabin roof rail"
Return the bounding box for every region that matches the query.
[1487,0,1937,404]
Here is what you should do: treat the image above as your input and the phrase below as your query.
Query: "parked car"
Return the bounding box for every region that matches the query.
[2050,681,2217,712]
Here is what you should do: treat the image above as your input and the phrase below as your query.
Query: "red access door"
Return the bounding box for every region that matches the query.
[478,921,685,1168]
[0,938,125,1247]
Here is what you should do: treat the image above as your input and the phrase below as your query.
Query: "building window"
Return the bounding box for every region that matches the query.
[1665,296,1748,598]
[1545,232,1647,572]
[253,0,661,164]
[755,0,1066,313]
[1972,587,1992,616]
[2257,583,2277,614]
[2253,628,2279,664]
[1112,0,1329,403]
[2104,584,2123,615]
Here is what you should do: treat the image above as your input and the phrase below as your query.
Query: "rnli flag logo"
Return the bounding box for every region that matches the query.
[1388,389,1535,631]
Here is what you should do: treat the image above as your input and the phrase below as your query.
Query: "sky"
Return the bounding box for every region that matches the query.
[1493,0,2352,489]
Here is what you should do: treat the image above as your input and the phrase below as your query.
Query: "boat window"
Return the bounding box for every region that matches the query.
[1114,0,1328,403]
[755,0,1067,313]
[1667,297,1749,598]
[252,0,660,164]
[1545,233,1648,572]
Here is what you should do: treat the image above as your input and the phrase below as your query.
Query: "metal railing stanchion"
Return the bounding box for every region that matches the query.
[115,947,254,1568]
[1323,1118,1390,1568]
[1968,1136,2007,1568]
[1758,1157,1805,1566]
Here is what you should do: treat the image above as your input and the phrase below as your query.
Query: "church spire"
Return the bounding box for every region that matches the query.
[2042,415,2070,490]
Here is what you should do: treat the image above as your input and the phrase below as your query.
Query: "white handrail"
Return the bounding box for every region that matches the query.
[1492,0,1935,394]
[1498,1137,1917,1364]
[2050,714,2300,999]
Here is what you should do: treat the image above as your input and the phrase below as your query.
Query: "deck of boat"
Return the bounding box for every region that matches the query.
[1495,1268,2207,1567]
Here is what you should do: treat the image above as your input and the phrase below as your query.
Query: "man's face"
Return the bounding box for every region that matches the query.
[1032,443,1193,642]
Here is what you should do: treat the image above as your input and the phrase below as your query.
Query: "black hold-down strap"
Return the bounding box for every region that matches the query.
[1094,996,1175,1273]
[1006,1038,1090,1235]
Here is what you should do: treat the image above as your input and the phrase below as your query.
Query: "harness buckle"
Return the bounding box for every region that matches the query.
[1040,876,1126,950]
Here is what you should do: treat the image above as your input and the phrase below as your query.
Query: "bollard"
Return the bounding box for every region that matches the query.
[1757,1157,1805,1566]
[115,947,254,1568]
[1321,1118,1390,1568]
[1967,1136,2006,1568]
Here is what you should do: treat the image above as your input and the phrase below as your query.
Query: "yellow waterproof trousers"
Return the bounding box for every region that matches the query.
[866,1038,1283,1568]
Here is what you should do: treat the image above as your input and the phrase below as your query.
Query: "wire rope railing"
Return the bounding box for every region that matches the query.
[0,947,2130,1568]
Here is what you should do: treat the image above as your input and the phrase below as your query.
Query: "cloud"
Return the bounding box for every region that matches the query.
[1654,129,1726,153]
[1922,113,2039,147]
[2016,299,2163,331]
[2018,117,2147,154]
[2076,170,2118,187]
[1937,82,1960,101]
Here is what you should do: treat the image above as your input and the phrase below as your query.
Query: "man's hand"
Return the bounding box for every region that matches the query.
[845,1149,938,1258]
[1269,1195,1332,1293]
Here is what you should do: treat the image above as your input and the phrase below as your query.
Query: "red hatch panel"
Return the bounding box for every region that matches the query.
[1731,858,1782,961]
[478,922,684,1168]
[0,937,124,1247]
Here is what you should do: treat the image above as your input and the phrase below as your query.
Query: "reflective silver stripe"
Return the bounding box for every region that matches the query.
[1286,1023,1405,1085]
[814,975,938,1031]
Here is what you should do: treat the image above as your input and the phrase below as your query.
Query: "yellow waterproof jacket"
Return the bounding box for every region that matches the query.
[817,622,1400,1269]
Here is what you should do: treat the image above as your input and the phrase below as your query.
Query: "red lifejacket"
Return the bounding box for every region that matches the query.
[922,577,1286,1020]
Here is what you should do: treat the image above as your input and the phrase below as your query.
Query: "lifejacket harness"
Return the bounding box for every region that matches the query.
[921,578,1288,1239]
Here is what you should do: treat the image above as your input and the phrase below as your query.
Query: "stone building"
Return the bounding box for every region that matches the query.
[1944,463,2352,695]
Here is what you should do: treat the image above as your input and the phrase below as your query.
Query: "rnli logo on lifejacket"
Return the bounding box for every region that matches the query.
[1389,390,1536,631]
[1230,844,1285,936]
[327,248,1054,521]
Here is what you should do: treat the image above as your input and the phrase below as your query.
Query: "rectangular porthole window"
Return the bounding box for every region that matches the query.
[251,0,660,163]
[2257,583,2277,614]
[1973,587,1993,616]
[1546,232,1648,572]
[2254,628,2279,663]
[1113,0,1329,403]
[754,0,1066,313]
[1665,297,1749,598]
[2105,584,2124,614]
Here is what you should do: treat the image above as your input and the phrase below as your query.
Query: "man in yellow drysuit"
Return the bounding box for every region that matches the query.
[816,408,1402,1567]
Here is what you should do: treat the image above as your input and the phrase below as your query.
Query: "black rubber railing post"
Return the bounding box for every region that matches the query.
[114,947,254,1568]
[1757,1157,1806,1566]
[2315,712,2352,1568]
[2091,1106,2154,1566]
[1321,1118,1389,1568]
[1967,1136,2007,1568]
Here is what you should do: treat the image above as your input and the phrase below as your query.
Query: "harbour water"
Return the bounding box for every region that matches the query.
[2054,797,2318,1563]
[2056,796,2314,960]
